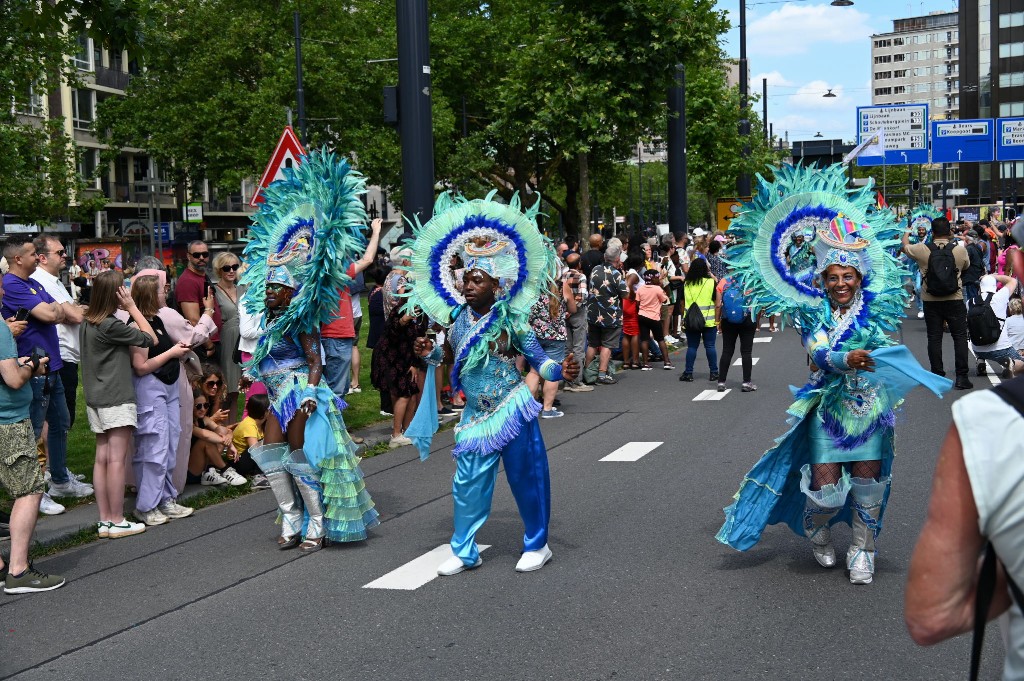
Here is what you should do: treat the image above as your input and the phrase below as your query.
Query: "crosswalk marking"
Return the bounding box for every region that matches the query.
[753,337,773,344]
[600,441,663,462]
[693,389,731,401]
[363,544,492,591]
[733,357,760,366]
[760,322,769,328]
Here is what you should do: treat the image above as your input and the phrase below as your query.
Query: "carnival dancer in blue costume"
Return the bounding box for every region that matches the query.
[238,148,379,553]
[902,204,939,319]
[716,163,952,585]
[404,192,579,576]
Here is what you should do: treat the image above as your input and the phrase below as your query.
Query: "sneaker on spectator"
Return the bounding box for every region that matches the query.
[96,522,110,538]
[39,493,65,516]
[201,468,228,486]
[450,403,466,411]
[107,519,146,539]
[136,507,169,526]
[389,434,413,449]
[742,382,758,392]
[916,311,924,319]
[597,374,617,385]
[563,383,594,393]
[347,386,362,394]
[438,406,455,416]
[250,474,271,490]
[221,467,247,487]
[157,500,195,519]
[48,478,93,499]
[541,409,564,419]
[380,410,393,417]
[4,565,66,594]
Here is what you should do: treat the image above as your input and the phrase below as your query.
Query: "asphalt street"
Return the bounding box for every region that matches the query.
[0,316,1007,680]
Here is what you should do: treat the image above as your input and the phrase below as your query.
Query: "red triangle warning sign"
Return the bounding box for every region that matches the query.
[250,126,306,207]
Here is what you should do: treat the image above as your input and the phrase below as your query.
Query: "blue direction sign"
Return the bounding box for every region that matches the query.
[997,117,1024,161]
[931,119,994,163]
[856,104,929,166]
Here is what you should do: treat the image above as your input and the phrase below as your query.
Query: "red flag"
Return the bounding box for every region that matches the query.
[945,208,953,221]
[876,191,888,209]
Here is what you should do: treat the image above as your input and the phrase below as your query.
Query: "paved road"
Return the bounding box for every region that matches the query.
[0,318,1006,680]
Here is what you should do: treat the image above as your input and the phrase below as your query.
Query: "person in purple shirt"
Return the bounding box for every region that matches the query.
[1,236,92,498]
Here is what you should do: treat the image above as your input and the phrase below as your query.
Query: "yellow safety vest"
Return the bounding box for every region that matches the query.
[683,279,716,328]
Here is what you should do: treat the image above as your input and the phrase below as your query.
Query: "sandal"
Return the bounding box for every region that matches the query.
[663,364,675,370]
[299,538,324,554]
[278,535,301,550]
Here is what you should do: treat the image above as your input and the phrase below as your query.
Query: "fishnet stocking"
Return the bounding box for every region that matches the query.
[810,461,882,490]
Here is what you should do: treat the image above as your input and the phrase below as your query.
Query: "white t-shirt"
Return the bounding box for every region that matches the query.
[29,268,81,364]
[1007,315,1024,353]
[953,390,1024,681]
[972,286,1014,353]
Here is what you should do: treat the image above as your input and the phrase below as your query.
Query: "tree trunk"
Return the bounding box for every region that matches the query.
[705,191,716,232]
[559,158,581,239]
[578,152,591,236]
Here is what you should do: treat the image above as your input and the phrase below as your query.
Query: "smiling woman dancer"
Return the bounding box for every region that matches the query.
[716,164,951,586]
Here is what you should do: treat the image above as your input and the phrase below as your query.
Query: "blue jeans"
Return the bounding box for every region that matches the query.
[684,327,719,374]
[30,373,70,484]
[963,282,980,308]
[321,337,354,399]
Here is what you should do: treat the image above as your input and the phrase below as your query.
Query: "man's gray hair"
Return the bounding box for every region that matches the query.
[135,255,164,272]
[604,243,622,263]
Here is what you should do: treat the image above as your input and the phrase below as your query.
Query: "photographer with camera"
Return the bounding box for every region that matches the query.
[1,236,93,507]
[0,275,64,593]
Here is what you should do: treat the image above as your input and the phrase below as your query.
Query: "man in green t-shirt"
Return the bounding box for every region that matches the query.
[0,275,66,594]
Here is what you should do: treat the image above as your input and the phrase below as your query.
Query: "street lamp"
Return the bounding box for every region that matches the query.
[738,0,854,196]
[814,132,824,138]
[823,89,837,98]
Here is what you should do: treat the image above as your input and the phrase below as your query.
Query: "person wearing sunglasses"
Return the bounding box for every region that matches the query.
[176,240,222,363]
[187,386,242,487]
[212,252,244,421]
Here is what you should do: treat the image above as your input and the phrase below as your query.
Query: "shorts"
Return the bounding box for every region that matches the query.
[975,346,1024,363]
[538,338,566,363]
[353,315,363,338]
[588,324,622,351]
[0,420,45,498]
[87,403,138,434]
[638,315,664,342]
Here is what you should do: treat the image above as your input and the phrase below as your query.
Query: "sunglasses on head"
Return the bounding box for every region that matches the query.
[195,402,209,410]
[221,264,240,272]
[190,251,209,259]
[205,379,222,387]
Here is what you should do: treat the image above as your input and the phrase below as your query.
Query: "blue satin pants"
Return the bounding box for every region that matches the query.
[450,419,551,566]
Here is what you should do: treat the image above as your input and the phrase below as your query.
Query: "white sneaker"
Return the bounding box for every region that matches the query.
[66,468,86,482]
[515,544,553,572]
[916,311,924,319]
[136,507,169,526]
[157,500,194,519]
[201,468,228,486]
[220,467,247,487]
[107,519,146,539]
[437,555,482,576]
[39,493,66,516]
[48,478,94,498]
[389,435,413,449]
[563,383,595,393]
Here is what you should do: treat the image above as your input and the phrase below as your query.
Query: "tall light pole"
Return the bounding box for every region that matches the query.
[294,12,307,145]
[667,64,687,233]
[396,0,435,233]
[737,0,750,198]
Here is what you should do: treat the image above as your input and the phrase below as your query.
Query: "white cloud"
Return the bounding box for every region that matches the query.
[748,4,874,57]
[752,70,794,88]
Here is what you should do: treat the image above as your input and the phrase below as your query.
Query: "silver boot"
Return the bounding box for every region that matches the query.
[249,443,304,542]
[799,464,850,569]
[847,476,889,585]
[284,449,326,542]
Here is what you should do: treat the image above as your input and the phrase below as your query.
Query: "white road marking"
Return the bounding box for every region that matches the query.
[733,357,760,366]
[753,337,773,343]
[600,441,663,462]
[363,544,491,590]
[693,389,731,401]
[760,322,769,328]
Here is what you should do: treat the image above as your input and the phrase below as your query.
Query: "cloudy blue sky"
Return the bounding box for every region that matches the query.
[715,0,959,144]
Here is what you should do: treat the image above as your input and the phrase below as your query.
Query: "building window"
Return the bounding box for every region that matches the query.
[893,85,907,94]
[874,87,893,96]
[1000,72,1024,87]
[874,55,891,64]
[1000,102,1024,117]
[916,83,931,93]
[110,47,124,73]
[93,42,103,70]
[999,42,1024,58]
[14,83,44,117]
[72,34,92,71]
[78,149,99,184]
[893,53,907,62]
[874,71,892,80]
[999,11,1024,28]
[71,89,95,129]
[894,69,908,78]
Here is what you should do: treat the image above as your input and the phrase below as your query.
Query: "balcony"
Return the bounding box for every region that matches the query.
[207,196,252,214]
[94,66,130,91]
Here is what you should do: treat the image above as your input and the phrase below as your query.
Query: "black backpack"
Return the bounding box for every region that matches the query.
[966,292,1003,346]
[925,241,960,297]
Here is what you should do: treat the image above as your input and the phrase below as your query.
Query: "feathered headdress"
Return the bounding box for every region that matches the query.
[402,190,554,378]
[904,203,941,243]
[240,147,368,367]
[725,163,907,331]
